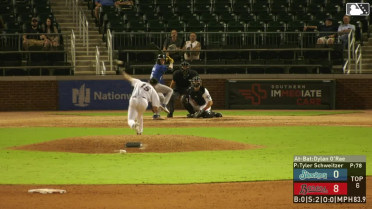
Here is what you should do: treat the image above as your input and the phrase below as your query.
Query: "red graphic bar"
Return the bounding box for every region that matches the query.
[294,183,347,195]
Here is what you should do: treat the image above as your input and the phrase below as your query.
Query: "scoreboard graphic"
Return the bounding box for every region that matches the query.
[293,155,366,203]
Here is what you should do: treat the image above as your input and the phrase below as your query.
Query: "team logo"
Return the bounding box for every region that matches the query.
[299,185,329,195]
[238,84,267,105]
[299,170,327,180]
[346,3,370,16]
[72,84,90,107]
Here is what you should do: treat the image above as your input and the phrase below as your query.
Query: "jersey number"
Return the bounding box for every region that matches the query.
[141,83,150,91]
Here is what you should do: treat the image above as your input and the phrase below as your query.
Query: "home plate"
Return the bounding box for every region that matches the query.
[28,189,66,194]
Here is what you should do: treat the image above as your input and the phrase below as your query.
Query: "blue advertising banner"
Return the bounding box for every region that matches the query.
[58,80,133,110]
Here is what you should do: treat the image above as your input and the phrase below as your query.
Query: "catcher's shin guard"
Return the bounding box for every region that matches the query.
[203,111,214,118]
[181,95,195,114]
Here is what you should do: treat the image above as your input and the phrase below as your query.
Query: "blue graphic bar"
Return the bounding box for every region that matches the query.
[293,169,347,181]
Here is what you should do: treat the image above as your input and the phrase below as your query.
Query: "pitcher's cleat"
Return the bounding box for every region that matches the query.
[132,122,141,134]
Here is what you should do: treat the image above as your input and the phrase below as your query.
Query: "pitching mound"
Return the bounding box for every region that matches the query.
[12,135,262,154]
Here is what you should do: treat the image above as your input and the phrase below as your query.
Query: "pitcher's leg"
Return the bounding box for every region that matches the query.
[127,99,138,128]
[136,98,148,134]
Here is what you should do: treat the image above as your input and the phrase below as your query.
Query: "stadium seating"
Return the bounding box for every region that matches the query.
[0,0,71,76]
[91,0,366,74]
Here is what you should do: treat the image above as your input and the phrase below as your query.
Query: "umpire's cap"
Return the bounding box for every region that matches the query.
[181,61,190,68]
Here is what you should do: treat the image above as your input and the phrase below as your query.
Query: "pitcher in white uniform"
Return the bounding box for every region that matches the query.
[123,72,161,135]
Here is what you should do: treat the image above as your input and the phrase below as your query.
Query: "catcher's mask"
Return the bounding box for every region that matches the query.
[181,61,190,78]
[191,76,202,88]
[157,54,166,64]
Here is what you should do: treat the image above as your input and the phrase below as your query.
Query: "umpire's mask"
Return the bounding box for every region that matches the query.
[181,61,190,79]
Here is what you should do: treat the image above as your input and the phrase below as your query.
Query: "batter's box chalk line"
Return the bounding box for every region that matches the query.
[28,189,66,194]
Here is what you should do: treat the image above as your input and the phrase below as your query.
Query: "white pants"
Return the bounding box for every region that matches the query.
[154,83,173,115]
[127,97,148,134]
[154,83,173,105]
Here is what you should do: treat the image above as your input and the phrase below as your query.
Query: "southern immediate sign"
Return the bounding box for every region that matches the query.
[226,80,336,109]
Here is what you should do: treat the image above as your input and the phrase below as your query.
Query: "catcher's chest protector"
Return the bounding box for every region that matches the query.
[189,87,206,106]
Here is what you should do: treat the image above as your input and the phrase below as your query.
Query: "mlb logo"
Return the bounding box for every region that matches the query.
[346,3,370,16]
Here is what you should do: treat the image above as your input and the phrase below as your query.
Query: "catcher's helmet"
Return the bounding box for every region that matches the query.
[191,76,202,88]
[157,54,166,64]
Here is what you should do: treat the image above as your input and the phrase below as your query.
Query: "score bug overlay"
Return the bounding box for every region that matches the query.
[293,155,366,203]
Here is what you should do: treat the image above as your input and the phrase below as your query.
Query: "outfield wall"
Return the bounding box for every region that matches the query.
[0,75,371,111]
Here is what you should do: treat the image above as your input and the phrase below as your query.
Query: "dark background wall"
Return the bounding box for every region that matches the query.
[0,81,58,111]
[335,79,372,109]
[0,77,371,111]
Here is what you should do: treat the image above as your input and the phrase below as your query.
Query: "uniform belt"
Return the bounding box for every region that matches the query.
[132,96,146,99]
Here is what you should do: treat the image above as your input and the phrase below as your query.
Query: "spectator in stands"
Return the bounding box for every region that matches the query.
[167,61,198,118]
[304,18,338,46]
[94,0,116,23]
[163,29,183,62]
[182,32,201,61]
[22,17,47,50]
[115,0,133,11]
[338,15,355,48]
[42,18,60,48]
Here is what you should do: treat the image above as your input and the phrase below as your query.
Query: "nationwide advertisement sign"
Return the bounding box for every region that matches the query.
[59,80,132,110]
[226,80,336,109]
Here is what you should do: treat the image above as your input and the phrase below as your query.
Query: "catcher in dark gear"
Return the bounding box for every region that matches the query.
[183,76,222,118]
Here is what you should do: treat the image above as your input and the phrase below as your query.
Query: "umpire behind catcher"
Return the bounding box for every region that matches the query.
[167,61,198,118]
[183,76,222,118]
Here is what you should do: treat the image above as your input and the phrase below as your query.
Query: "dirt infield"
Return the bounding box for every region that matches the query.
[0,111,371,209]
[12,135,262,153]
[0,110,372,128]
[0,180,371,209]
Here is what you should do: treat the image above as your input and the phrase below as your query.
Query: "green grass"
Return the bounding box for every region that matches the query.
[54,110,361,117]
[0,126,371,184]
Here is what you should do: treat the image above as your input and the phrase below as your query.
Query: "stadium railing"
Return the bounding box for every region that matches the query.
[71,30,76,74]
[0,33,73,76]
[107,29,113,71]
[355,44,362,74]
[95,45,105,75]
[109,31,346,74]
